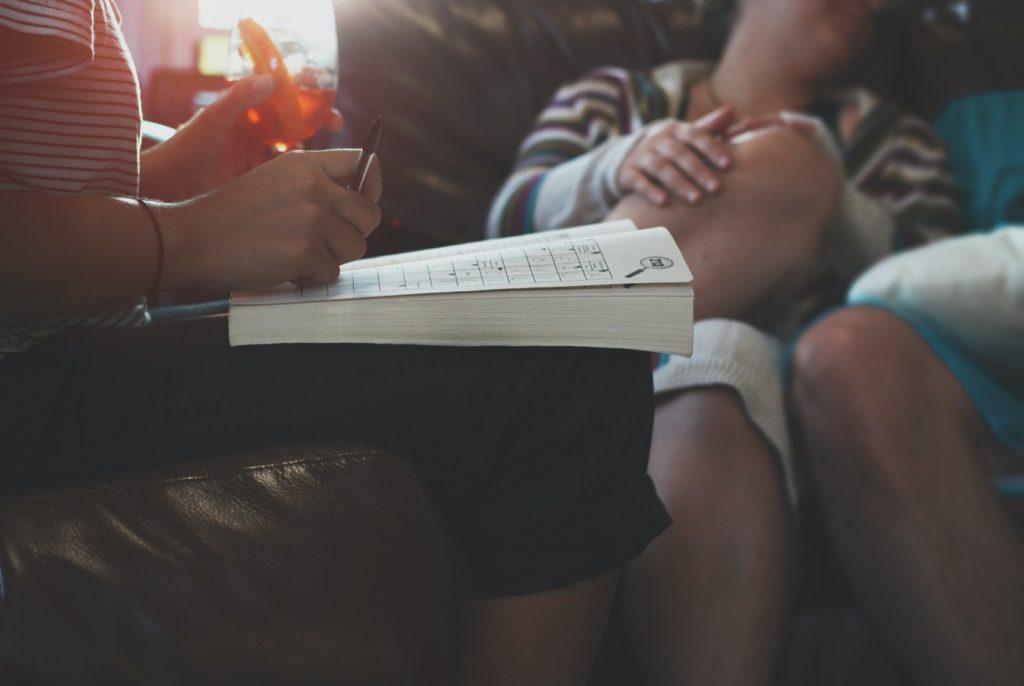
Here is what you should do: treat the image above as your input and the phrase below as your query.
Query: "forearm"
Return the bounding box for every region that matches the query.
[487,133,641,237]
[139,145,191,202]
[487,167,548,237]
[530,133,641,231]
[488,68,639,237]
[0,192,197,321]
[139,138,219,202]
[2,150,385,323]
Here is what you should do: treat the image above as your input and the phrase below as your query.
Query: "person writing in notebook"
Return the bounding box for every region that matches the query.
[489,0,962,683]
[0,2,671,685]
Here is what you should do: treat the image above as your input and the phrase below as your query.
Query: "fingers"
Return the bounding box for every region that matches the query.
[309,149,383,202]
[288,213,367,287]
[210,75,276,121]
[308,258,342,286]
[285,149,381,280]
[692,105,736,135]
[620,167,668,206]
[357,154,383,203]
[674,129,731,171]
[291,213,368,286]
[309,152,382,236]
[643,146,712,201]
[323,184,382,237]
[326,109,344,133]
[308,148,361,184]
[619,121,731,205]
[322,220,369,265]
[304,150,382,233]
[672,146,722,194]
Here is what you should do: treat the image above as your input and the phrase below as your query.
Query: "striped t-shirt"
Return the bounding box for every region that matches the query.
[0,0,147,358]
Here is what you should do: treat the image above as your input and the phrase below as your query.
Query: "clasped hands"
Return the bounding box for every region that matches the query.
[617,106,822,207]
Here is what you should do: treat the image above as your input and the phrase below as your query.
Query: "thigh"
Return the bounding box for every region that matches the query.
[0,316,668,596]
[0,316,650,487]
[794,305,1014,472]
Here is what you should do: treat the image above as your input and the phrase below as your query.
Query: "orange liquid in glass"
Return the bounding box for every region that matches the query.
[242,86,337,152]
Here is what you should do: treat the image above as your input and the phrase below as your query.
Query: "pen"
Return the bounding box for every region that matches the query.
[348,115,383,193]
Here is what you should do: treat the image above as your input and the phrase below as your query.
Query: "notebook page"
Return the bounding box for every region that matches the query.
[232,226,691,306]
[349,219,638,269]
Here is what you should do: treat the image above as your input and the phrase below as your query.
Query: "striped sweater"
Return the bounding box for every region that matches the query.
[488,61,963,280]
[0,0,147,359]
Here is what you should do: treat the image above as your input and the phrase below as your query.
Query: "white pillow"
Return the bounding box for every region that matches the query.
[849,227,1024,389]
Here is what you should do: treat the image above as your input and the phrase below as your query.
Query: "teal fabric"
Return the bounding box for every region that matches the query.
[934,90,1024,230]
[849,298,1024,457]
[840,91,1024,457]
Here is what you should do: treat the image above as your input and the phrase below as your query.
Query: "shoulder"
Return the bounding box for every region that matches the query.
[0,0,98,84]
[0,0,96,44]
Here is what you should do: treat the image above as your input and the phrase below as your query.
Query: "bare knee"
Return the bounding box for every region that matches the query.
[654,387,767,453]
[791,306,958,420]
[731,127,842,224]
[790,306,976,494]
[609,127,843,322]
[651,388,779,500]
[611,127,841,241]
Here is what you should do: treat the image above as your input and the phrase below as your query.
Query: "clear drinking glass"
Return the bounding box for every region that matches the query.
[226,0,338,152]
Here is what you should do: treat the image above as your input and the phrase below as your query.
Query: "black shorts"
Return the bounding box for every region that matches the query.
[0,316,670,598]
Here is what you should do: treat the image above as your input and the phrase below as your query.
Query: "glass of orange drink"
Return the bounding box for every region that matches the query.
[226,0,338,152]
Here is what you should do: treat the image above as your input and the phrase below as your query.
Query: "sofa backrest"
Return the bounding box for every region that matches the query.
[327,0,1024,252]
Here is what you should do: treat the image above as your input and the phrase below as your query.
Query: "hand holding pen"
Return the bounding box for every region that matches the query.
[349,115,383,193]
[156,117,385,295]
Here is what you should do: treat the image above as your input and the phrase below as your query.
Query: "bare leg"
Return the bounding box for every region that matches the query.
[607,127,841,327]
[790,307,1024,686]
[460,571,619,686]
[626,388,797,686]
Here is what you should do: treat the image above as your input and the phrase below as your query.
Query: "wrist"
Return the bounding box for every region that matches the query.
[151,199,209,293]
[610,130,649,196]
[140,147,175,201]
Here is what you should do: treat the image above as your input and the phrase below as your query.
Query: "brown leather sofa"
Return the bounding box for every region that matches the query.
[3,1,1021,684]
[0,443,459,684]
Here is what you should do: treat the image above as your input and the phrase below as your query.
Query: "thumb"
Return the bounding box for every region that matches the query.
[693,105,736,134]
[206,75,276,122]
[309,148,363,185]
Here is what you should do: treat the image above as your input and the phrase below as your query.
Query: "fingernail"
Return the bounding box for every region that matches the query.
[705,179,719,192]
[688,191,700,203]
[718,157,730,168]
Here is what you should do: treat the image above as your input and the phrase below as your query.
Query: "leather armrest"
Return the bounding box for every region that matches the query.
[0,442,458,685]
